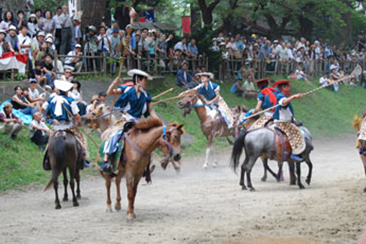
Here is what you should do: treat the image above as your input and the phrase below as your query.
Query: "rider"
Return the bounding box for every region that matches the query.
[178,72,234,129]
[272,80,306,161]
[100,69,159,173]
[42,79,89,167]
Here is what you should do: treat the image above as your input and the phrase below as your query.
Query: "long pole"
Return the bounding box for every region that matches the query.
[152,88,174,100]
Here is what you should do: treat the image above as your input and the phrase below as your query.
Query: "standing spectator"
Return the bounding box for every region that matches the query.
[176,61,196,88]
[147,34,156,58]
[278,42,289,61]
[53,7,62,52]
[0,11,16,31]
[71,16,82,50]
[226,37,238,59]
[29,111,50,150]
[138,31,148,58]
[187,38,198,58]
[59,4,72,55]
[174,36,189,56]
[27,14,38,38]
[106,21,120,36]
[258,40,271,60]
[6,26,21,53]
[234,34,244,57]
[34,9,44,26]
[31,31,45,60]
[0,102,23,140]
[11,86,37,115]
[166,33,175,57]
[97,26,112,56]
[15,11,26,30]
[64,43,83,71]
[109,28,121,57]
[39,10,55,35]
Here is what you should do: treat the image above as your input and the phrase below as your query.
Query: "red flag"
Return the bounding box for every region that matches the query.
[182,16,191,35]
[138,17,146,22]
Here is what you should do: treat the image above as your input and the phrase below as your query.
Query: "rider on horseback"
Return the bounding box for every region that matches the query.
[178,72,234,129]
[272,80,306,162]
[42,79,89,168]
[100,69,159,173]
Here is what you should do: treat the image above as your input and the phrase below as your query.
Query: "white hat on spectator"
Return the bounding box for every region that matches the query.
[29,78,37,83]
[30,13,36,18]
[273,40,279,43]
[314,40,320,44]
[127,69,153,80]
[254,43,259,47]
[125,24,132,30]
[54,79,73,92]
[37,31,45,37]
[45,38,53,44]
[219,42,226,46]
[75,44,82,49]
[45,33,54,40]
[199,72,214,79]
[8,25,16,32]
[0,29,6,36]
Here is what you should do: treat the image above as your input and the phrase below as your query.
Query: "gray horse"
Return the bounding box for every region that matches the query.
[44,130,82,209]
[230,126,314,191]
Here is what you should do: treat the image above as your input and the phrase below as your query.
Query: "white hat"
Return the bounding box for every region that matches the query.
[37,31,45,37]
[54,79,73,92]
[75,43,82,49]
[219,42,226,46]
[45,38,53,44]
[273,40,279,43]
[0,29,6,36]
[199,72,214,79]
[45,33,53,40]
[30,13,36,18]
[8,25,16,31]
[127,69,153,80]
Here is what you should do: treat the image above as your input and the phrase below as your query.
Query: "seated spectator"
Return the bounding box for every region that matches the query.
[41,54,56,85]
[86,95,100,115]
[242,76,258,99]
[29,111,51,151]
[0,29,14,55]
[69,80,87,116]
[59,68,75,82]
[11,86,37,115]
[34,61,47,86]
[0,102,23,140]
[329,68,340,92]
[176,61,196,88]
[295,65,309,82]
[6,25,21,53]
[230,78,245,96]
[23,86,43,111]
[187,38,198,58]
[64,43,83,72]
[31,31,46,61]
[319,73,329,86]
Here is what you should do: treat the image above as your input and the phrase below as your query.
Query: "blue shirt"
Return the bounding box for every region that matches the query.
[188,43,198,55]
[115,86,152,119]
[234,40,245,51]
[197,81,219,101]
[230,82,241,94]
[273,92,294,121]
[257,87,279,110]
[176,69,193,87]
[45,94,78,122]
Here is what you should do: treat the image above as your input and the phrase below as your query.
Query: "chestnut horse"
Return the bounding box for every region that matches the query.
[44,130,83,209]
[83,105,117,135]
[178,94,256,169]
[102,118,184,220]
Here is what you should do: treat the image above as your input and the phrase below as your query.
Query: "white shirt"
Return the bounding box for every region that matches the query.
[319,77,328,86]
[59,13,71,28]
[278,98,293,122]
[17,34,31,53]
[52,14,62,29]
[29,119,49,137]
[28,88,39,100]
[97,35,110,52]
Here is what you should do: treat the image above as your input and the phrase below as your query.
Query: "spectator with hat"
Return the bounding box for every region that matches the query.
[31,31,45,60]
[109,28,121,57]
[176,61,196,88]
[27,14,39,38]
[6,25,21,53]
[0,102,24,140]
[64,43,83,72]
[0,30,13,55]
[59,68,74,82]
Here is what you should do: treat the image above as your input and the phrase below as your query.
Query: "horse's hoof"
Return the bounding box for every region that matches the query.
[250,187,256,192]
[76,194,81,199]
[363,187,366,193]
[115,205,121,211]
[261,177,267,182]
[290,181,296,186]
[73,201,79,207]
[63,196,68,202]
[127,213,136,221]
[203,164,208,169]
[241,186,247,190]
[212,162,218,168]
[306,179,311,185]
[55,204,61,210]
[299,185,305,190]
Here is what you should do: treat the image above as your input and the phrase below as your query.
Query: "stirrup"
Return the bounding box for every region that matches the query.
[290,154,303,162]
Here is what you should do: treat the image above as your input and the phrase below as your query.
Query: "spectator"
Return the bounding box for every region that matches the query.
[25,0,35,14]
[31,31,45,60]
[59,4,72,55]
[98,91,107,107]
[0,11,16,31]
[106,21,120,36]
[17,25,31,54]
[29,111,51,151]
[23,86,42,111]
[64,43,82,72]
[97,26,111,56]
[41,54,56,85]
[39,10,56,35]
[242,76,257,99]
[34,61,46,85]
[34,9,44,26]
[0,102,23,140]
[258,40,271,60]
[138,31,148,58]
[28,78,44,102]
[319,73,329,86]
[15,10,26,30]
[59,68,74,82]
[226,37,238,59]
[176,61,196,88]
[329,68,340,92]
[147,34,156,58]
[27,14,38,38]
[174,36,188,56]
[234,34,245,55]
[230,78,245,96]
[11,86,37,115]
[295,65,309,82]
[53,7,63,52]
[86,95,100,115]
[70,80,87,116]
[109,28,120,57]
[0,30,14,55]
[187,38,198,58]
[166,33,175,57]
[6,25,21,53]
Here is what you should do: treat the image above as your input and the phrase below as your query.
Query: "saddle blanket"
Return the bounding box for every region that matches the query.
[275,121,306,155]
[97,137,125,172]
[250,116,273,130]
[358,117,366,141]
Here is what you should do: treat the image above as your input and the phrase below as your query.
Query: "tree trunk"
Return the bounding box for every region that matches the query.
[3,0,25,16]
[81,0,107,30]
[190,4,201,34]
[298,16,313,40]
[114,5,130,30]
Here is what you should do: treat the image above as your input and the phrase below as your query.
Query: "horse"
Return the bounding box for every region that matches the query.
[44,130,83,209]
[230,125,314,191]
[352,113,366,192]
[83,105,117,135]
[178,94,256,169]
[101,118,184,220]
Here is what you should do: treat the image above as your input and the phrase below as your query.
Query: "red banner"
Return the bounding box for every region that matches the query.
[182,16,191,35]
[138,17,146,23]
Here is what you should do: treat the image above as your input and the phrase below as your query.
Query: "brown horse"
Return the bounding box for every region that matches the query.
[102,118,184,220]
[83,105,117,135]
[353,113,366,192]
[44,130,83,209]
[178,94,256,168]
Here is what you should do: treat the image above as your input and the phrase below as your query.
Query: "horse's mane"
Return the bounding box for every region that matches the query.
[133,117,163,131]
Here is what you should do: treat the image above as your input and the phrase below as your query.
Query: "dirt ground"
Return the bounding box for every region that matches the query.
[1,136,366,244]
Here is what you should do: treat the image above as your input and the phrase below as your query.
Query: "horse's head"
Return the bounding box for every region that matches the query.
[160,123,185,172]
[177,94,197,109]
[83,105,111,130]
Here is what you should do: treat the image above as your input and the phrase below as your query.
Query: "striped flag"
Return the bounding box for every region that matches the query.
[0,52,28,74]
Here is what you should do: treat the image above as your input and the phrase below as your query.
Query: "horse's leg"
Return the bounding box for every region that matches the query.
[54,176,61,209]
[261,158,268,182]
[246,157,256,191]
[69,167,79,207]
[305,157,313,185]
[277,161,284,182]
[75,168,81,199]
[361,155,366,192]
[203,136,213,169]
[212,143,218,168]
[105,176,112,212]
[240,157,248,190]
[126,174,140,221]
[296,162,305,189]
[288,162,297,185]
[115,172,122,211]
[62,168,68,201]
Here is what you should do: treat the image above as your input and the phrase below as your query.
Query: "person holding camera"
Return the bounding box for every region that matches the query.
[64,43,83,72]
[97,26,112,57]
[83,25,98,71]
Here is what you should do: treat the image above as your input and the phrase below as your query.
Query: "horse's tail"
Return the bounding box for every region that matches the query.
[44,134,67,191]
[230,131,248,173]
